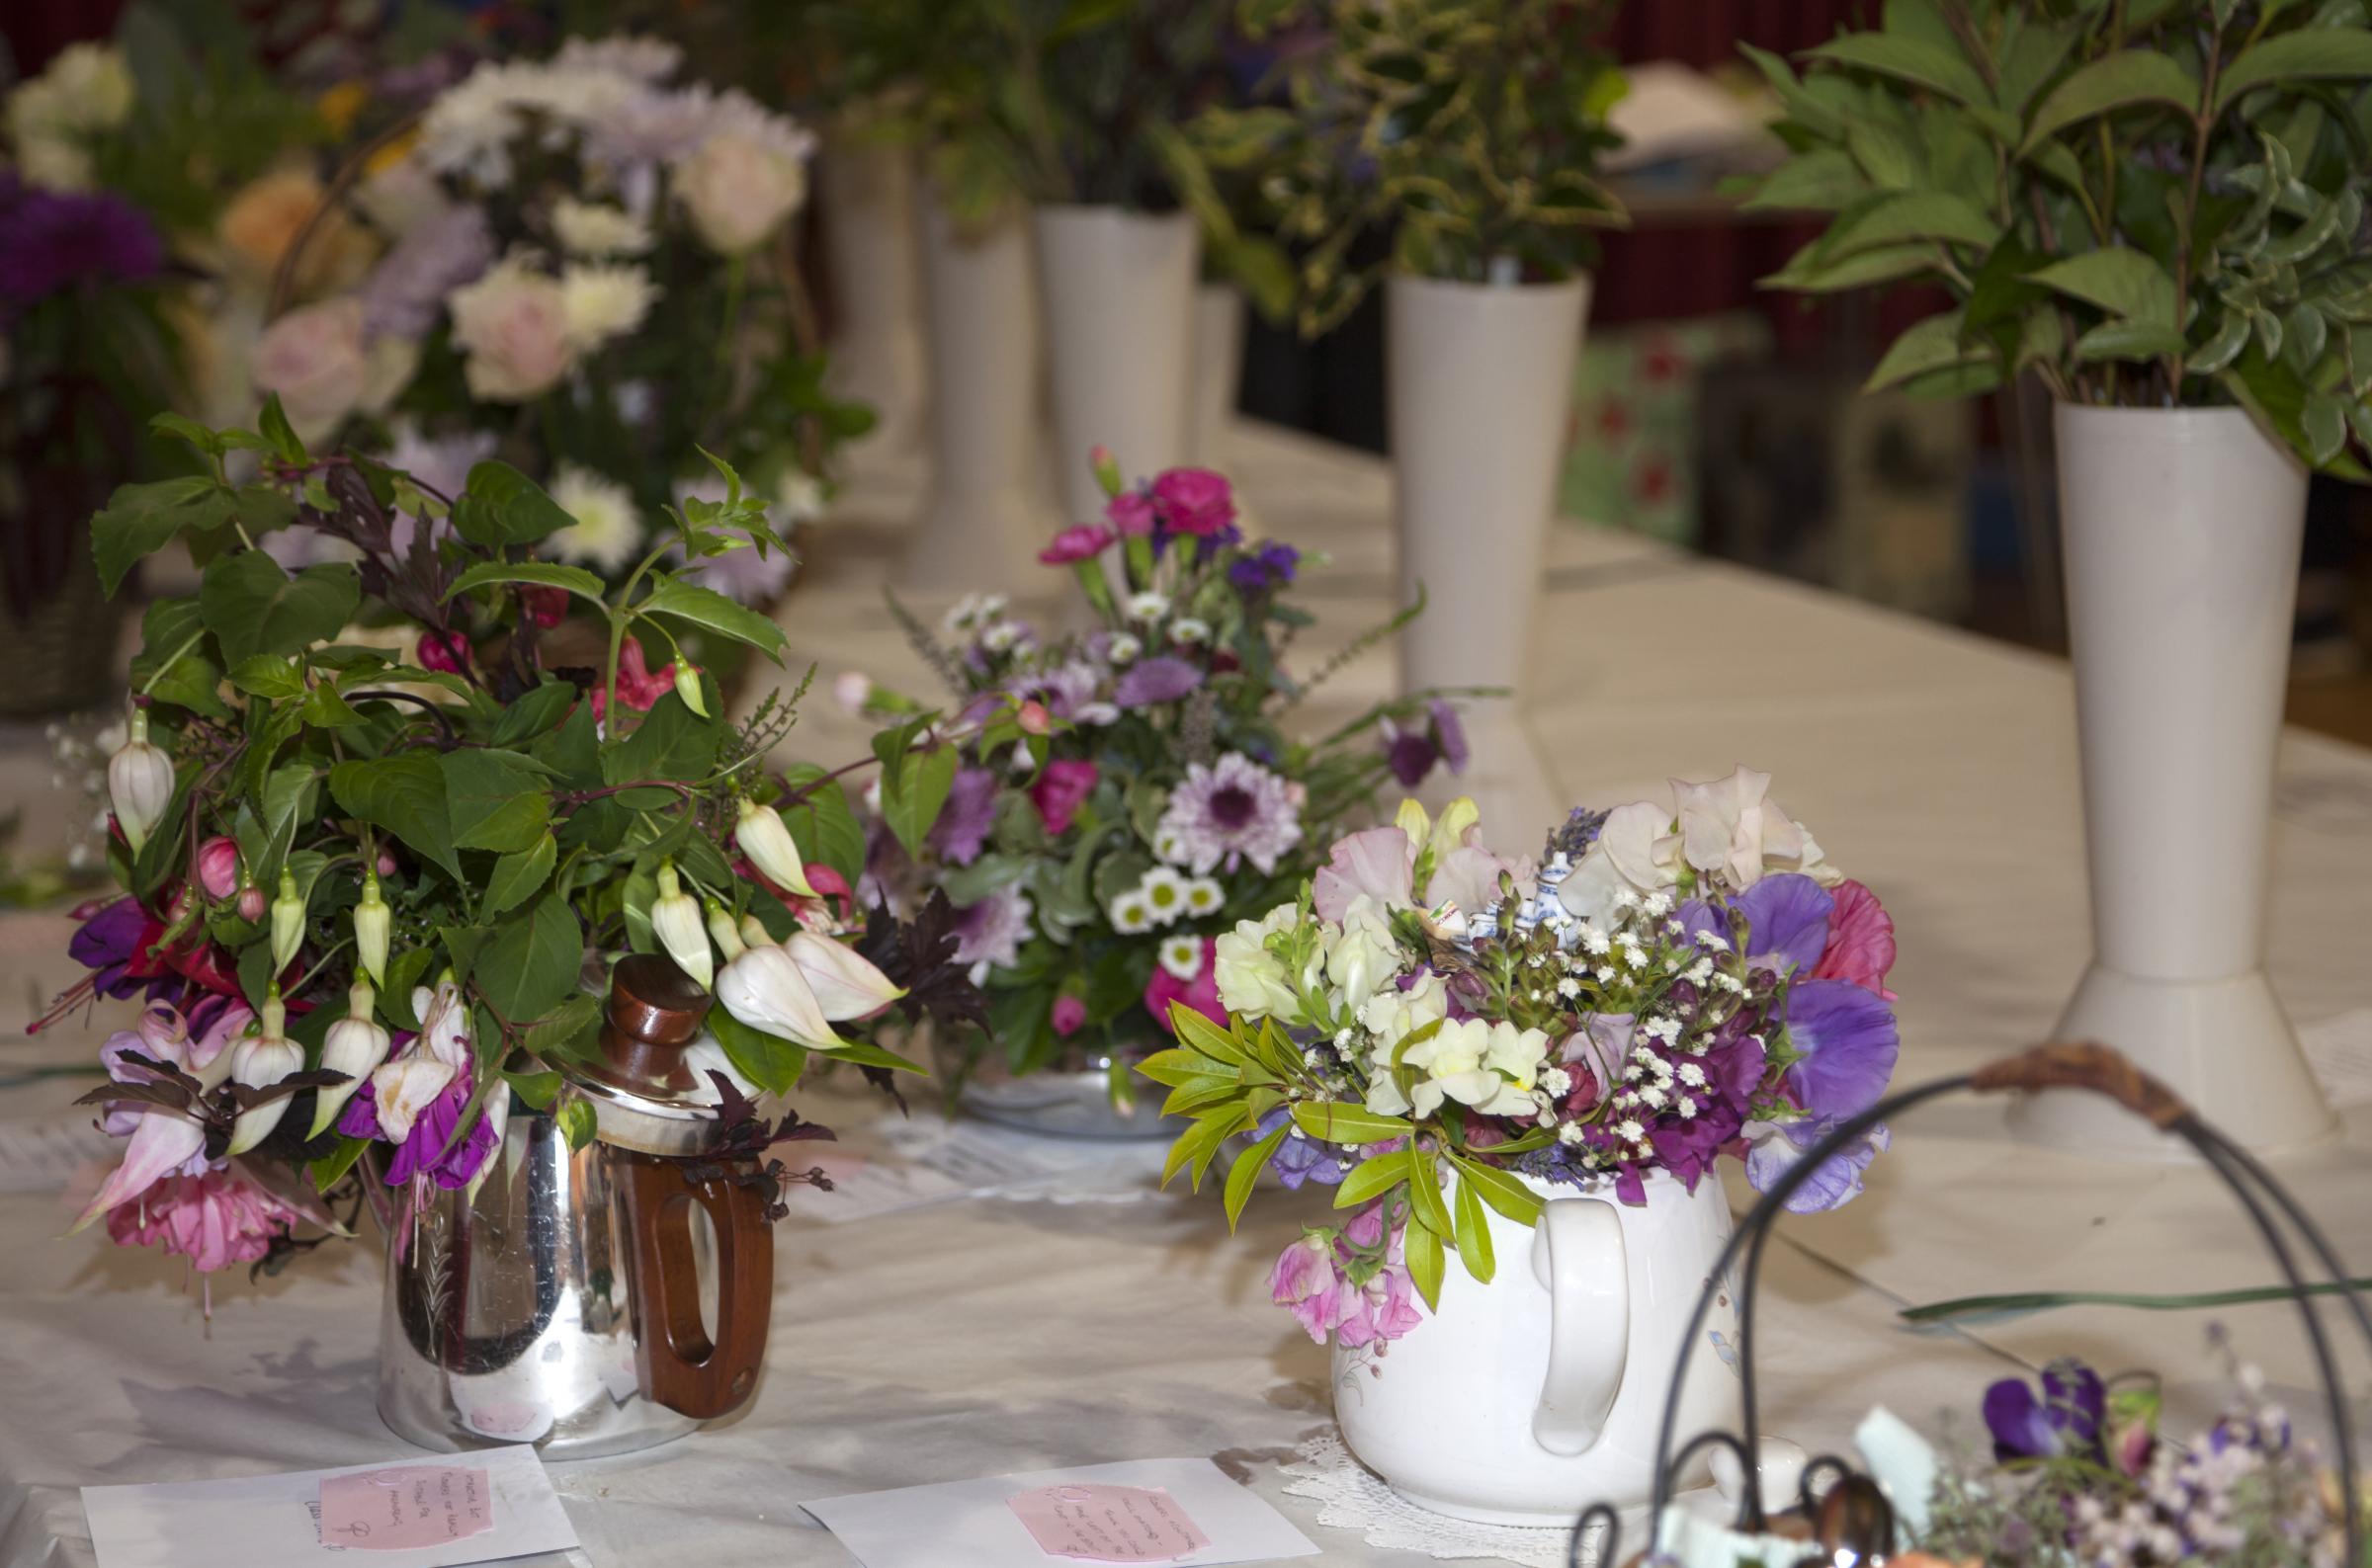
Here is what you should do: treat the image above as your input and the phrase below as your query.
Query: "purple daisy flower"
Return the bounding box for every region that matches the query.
[1154,751,1302,875]
[1112,655,1203,709]
[951,883,1034,972]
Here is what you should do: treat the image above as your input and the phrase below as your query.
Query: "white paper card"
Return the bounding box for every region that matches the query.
[83,1445,578,1568]
[803,1457,1319,1568]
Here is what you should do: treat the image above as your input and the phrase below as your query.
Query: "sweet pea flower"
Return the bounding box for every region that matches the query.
[1335,1262,1425,1348]
[1271,1233,1346,1345]
[1038,525,1114,565]
[1810,879,1898,999]
[1984,1362,2107,1461]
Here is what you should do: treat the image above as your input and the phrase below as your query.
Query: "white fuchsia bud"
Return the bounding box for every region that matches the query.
[673,659,708,717]
[224,988,303,1156]
[310,980,390,1138]
[715,943,845,1049]
[734,797,816,896]
[354,871,391,987]
[107,708,175,855]
[705,899,747,964]
[269,868,304,974]
[650,860,712,990]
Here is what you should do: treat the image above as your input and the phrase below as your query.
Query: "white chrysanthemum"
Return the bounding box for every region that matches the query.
[1170,618,1211,645]
[1124,591,1170,622]
[1106,632,1142,664]
[559,263,658,351]
[1154,752,1303,876]
[416,62,535,183]
[1138,867,1190,927]
[551,198,652,258]
[546,465,642,573]
[1110,893,1154,936]
[1158,935,1205,982]
[553,34,684,82]
[1182,877,1223,915]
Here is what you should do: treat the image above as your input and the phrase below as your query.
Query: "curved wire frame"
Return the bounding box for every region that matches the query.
[1569,1041,2368,1568]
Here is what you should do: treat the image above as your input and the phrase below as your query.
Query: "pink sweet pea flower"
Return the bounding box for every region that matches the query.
[1335,1263,1425,1347]
[1312,826,1416,921]
[1809,879,1898,1000]
[1107,490,1157,536]
[1038,524,1115,565]
[1151,467,1236,536]
[1144,938,1224,1032]
[1029,759,1099,835]
[1052,994,1087,1036]
[1271,1233,1345,1344]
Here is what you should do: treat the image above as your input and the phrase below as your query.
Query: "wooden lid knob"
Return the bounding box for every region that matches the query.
[590,953,715,1096]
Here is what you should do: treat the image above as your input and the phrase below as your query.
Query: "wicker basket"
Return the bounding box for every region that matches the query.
[0,523,124,717]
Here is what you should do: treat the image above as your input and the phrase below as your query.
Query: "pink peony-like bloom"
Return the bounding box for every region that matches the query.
[106,1167,301,1273]
[1809,878,1898,1000]
[1052,994,1087,1037]
[1271,1233,1345,1345]
[1038,524,1115,565]
[1029,759,1099,836]
[1151,467,1236,536]
[1107,490,1157,536]
[1144,939,1224,1032]
[194,837,240,901]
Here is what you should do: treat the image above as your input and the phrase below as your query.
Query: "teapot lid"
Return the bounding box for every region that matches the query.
[562,952,730,1156]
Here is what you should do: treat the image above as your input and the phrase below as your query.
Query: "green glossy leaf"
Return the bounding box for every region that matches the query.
[446,560,608,604]
[1406,1158,1453,1237]
[1452,1173,1496,1285]
[1762,239,1941,293]
[1161,1109,1239,1190]
[2215,27,2372,113]
[1171,1006,1250,1067]
[635,578,789,662]
[1332,1148,1414,1208]
[1866,310,1986,390]
[556,1098,598,1151]
[307,1135,372,1191]
[502,1067,563,1110]
[1843,120,1920,189]
[521,992,602,1063]
[1406,1218,1445,1310]
[1806,32,1992,108]
[601,691,720,789]
[2304,392,2350,465]
[200,551,360,665]
[92,475,235,594]
[491,681,580,747]
[481,833,556,921]
[2074,320,2189,362]
[441,749,551,854]
[1290,1102,1413,1146]
[454,460,574,546]
[1223,1123,1289,1229]
[1741,148,1869,213]
[256,392,306,465]
[128,598,228,718]
[226,654,304,701]
[1825,190,2000,253]
[2030,249,2179,327]
[1454,1158,1544,1226]
[814,1037,929,1075]
[710,1008,810,1095]
[882,743,957,860]
[2019,49,2199,152]
[329,752,461,879]
[473,894,582,1025]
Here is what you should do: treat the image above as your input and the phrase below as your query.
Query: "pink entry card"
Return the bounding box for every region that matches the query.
[1006,1484,1211,1563]
[317,1467,493,1551]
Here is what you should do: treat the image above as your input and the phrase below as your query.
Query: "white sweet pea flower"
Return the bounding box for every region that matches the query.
[1323,895,1401,1015]
[1401,1018,1551,1118]
[1213,904,1305,1023]
[1669,765,1818,891]
[1560,798,1681,927]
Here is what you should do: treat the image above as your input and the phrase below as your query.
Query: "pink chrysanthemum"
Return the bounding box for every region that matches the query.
[1156,752,1302,875]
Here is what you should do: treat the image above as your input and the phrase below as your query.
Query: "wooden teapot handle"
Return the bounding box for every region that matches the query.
[618,1152,774,1420]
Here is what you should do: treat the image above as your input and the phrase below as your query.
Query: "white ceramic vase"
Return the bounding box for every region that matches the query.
[1034,206,1202,521]
[1332,1172,1739,1527]
[1189,284,1245,464]
[905,193,1045,592]
[2010,404,2335,1156]
[1387,274,1589,838]
[818,138,927,470]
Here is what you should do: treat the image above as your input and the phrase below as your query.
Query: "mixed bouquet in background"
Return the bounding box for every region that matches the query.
[252,33,869,610]
[1146,771,1898,1348]
[853,451,1467,1094]
[38,401,974,1293]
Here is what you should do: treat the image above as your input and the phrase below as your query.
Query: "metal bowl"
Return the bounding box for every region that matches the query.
[944,1037,1175,1141]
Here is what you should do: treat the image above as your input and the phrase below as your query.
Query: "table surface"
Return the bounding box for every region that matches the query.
[4,419,2370,1568]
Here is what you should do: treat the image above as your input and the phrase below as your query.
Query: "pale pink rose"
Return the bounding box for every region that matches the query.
[252,298,369,440]
[674,131,806,254]
[447,262,571,401]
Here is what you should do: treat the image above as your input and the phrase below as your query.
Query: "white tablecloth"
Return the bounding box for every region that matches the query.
[3,421,2368,1567]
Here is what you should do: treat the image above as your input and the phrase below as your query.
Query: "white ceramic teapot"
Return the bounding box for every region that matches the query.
[1331,1170,1743,1527]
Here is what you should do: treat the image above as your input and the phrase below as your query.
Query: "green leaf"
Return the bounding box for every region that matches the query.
[441,749,551,854]
[2074,320,2189,362]
[226,655,305,701]
[520,993,602,1062]
[1866,310,1986,391]
[1843,121,1920,189]
[1290,1102,1413,1146]
[473,895,583,1025]
[557,1098,599,1151]
[1807,32,1993,108]
[1223,1123,1289,1230]
[1171,1006,1250,1067]
[1762,239,1941,293]
[481,833,556,921]
[1159,1109,1238,1190]
[329,752,461,879]
[1406,1158,1453,1238]
[601,691,720,789]
[1333,1148,1414,1208]
[883,744,958,860]
[256,392,306,465]
[1406,1219,1445,1311]
[381,949,435,1029]
[200,551,360,665]
[307,1135,372,1191]
[1825,191,2001,254]
[491,681,580,747]
[815,1037,929,1075]
[1454,1157,1544,1226]
[92,475,235,594]
[300,683,361,727]
[502,1067,563,1110]
[1741,148,1870,213]
[2304,393,2350,465]
[635,579,789,662]
[710,1008,810,1095]
[128,598,228,718]
[446,560,608,605]
[1452,1174,1497,1285]
[2030,249,2179,328]
[453,460,575,546]
[2019,49,2200,153]
[2215,27,2372,113]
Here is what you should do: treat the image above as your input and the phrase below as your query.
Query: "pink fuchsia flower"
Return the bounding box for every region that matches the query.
[521,585,569,627]
[1809,879,1898,1000]
[106,1168,301,1273]
[1038,524,1115,565]
[193,837,240,901]
[1144,938,1223,1032]
[1029,759,1099,836]
[588,636,675,721]
[416,629,470,675]
[1052,994,1087,1036]
[1107,489,1157,536]
[237,883,266,922]
[1151,467,1236,536]
[1271,1233,1346,1344]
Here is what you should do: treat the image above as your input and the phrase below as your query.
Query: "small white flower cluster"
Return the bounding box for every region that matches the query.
[2069,1395,2332,1568]
[1109,866,1224,936]
[1116,590,1211,648]
[943,592,1011,638]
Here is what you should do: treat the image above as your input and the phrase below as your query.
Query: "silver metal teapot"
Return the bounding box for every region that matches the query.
[377,954,776,1457]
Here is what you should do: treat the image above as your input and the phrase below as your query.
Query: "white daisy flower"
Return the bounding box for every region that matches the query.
[546,464,642,573]
[1110,893,1154,935]
[1157,935,1205,981]
[1170,617,1211,645]
[1106,632,1142,664]
[1182,877,1224,915]
[1138,866,1190,926]
[980,621,1022,653]
[1124,591,1170,622]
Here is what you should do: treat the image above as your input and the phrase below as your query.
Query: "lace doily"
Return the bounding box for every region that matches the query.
[1280,1430,1619,1568]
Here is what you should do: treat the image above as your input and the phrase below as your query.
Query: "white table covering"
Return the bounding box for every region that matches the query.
[3,421,2369,1567]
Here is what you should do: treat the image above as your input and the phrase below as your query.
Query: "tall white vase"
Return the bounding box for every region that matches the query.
[2010,404,2335,1156]
[818,138,927,470]
[1189,284,1244,464]
[1034,206,1201,520]
[905,195,1044,591]
[1388,275,1588,838]
[1332,1173,1739,1526]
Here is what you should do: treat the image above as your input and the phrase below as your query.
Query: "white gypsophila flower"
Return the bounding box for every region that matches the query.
[1170,618,1211,645]
[1124,591,1170,622]
[1183,877,1224,915]
[1110,892,1154,936]
[546,464,643,573]
[1106,632,1142,664]
[1558,1123,1586,1145]
[551,197,653,258]
[1540,1067,1572,1097]
[559,262,658,351]
[1158,935,1205,982]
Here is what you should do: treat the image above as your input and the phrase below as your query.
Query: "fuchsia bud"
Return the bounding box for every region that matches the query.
[107,708,174,855]
[236,880,266,923]
[194,837,240,901]
[1016,700,1052,736]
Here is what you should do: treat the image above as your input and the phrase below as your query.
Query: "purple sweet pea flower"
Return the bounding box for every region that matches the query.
[1228,541,1301,594]
[1382,725,1438,788]
[1113,655,1203,709]
[1985,1362,2107,1461]
[1782,978,1899,1122]
[0,178,164,309]
[1256,1106,1345,1189]
[1732,873,1835,976]
[1744,1116,1890,1212]
[929,768,1000,867]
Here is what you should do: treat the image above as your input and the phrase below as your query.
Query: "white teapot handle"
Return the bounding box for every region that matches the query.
[1529,1196,1629,1456]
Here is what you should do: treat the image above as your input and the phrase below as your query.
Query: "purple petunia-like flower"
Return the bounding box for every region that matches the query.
[0,176,165,310]
[1112,655,1203,709]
